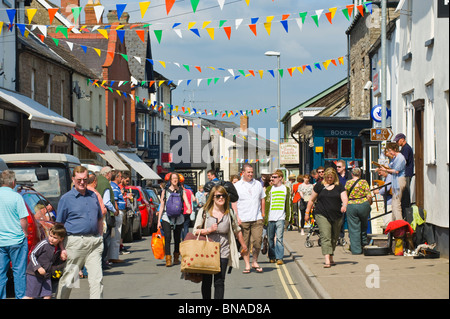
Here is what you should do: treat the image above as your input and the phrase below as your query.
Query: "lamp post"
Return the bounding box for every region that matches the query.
[265,51,281,169]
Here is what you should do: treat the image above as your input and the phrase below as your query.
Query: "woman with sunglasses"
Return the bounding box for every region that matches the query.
[193,185,247,299]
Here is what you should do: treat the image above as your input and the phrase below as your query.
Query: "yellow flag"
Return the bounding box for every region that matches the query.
[245,0,250,6]
[97,29,109,39]
[206,28,215,40]
[158,80,165,86]
[323,60,331,70]
[258,70,264,79]
[139,1,151,18]
[264,22,272,35]
[297,67,303,74]
[188,22,197,29]
[329,7,337,19]
[27,8,37,24]
[159,61,166,68]
[94,48,101,57]
[202,21,211,29]
[0,22,3,36]
[266,16,274,23]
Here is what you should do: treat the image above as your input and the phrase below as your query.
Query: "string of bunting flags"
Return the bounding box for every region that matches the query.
[89,77,276,118]
[0,2,373,43]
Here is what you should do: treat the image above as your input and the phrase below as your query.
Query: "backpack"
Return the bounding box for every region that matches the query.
[165,188,184,218]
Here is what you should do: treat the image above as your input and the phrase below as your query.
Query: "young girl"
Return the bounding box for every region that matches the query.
[194,185,247,299]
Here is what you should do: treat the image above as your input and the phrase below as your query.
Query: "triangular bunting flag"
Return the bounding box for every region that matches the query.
[249,24,257,36]
[166,0,176,15]
[206,28,215,40]
[139,1,151,18]
[154,30,163,43]
[116,4,127,20]
[218,0,225,10]
[94,5,105,23]
[71,7,82,24]
[116,29,125,43]
[26,8,37,24]
[191,0,200,13]
[223,26,231,39]
[135,29,145,42]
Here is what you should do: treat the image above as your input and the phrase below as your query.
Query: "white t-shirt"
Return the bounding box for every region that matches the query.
[268,185,287,222]
[234,178,265,222]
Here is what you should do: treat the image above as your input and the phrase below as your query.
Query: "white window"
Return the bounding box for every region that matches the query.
[138,113,146,148]
[425,83,436,165]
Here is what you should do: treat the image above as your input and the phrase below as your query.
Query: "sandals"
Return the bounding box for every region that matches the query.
[323,264,332,268]
[252,266,263,273]
[243,268,251,274]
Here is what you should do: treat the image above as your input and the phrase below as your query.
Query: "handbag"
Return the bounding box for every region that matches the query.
[151,229,165,260]
[105,211,115,228]
[180,233,221,275]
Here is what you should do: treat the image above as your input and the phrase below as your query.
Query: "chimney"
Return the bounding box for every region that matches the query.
[240,116,249,133]
[85,0,103,25]
[60,0,80,23]
[107,10,130,24]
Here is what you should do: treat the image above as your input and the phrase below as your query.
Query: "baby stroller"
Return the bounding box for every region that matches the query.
[304,212,321,248]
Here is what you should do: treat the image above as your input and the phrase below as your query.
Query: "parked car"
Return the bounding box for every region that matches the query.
[125,186,156,237]
[6,184,57,298]
[0,153,81,210]
[121,188,142,243]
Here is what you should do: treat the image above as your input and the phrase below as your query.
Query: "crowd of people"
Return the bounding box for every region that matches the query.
[0,133,412,299]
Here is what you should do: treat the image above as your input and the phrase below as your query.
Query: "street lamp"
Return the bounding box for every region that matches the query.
[265,51,281,169]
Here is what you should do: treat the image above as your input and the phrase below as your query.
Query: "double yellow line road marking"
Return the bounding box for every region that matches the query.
[276,262,302,299]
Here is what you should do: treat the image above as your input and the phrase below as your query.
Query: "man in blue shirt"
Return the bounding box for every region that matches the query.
[108,170,125,263]
[379,143,406,221]
[394,133,414,207]
[56,166,104,299]
[0,170,29,299]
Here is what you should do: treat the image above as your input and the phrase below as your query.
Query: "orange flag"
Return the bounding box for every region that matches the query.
[249,24,257,36]
[135,29,145,42]
[48,8,59,24]
[166,0,176,15]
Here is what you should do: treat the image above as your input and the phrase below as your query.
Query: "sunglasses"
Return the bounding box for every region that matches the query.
[318,171,324,174]
[271,175,280,179]
[214,194,227,199]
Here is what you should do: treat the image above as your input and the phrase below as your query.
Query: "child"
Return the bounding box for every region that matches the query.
[24,224,67,299]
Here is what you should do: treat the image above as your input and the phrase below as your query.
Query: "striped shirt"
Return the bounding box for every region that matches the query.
[268,185,287,222]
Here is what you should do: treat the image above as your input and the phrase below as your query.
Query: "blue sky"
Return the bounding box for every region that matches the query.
[71,0,354,132]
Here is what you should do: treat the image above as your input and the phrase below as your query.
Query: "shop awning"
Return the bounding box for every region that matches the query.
[0,88,76,134]
[71,130,104,154]
[118,151,161,180]
[86,135,129,171]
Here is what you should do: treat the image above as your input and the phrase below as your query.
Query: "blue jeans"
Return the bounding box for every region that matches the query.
[0,239,28,299]
[267,220,285,260]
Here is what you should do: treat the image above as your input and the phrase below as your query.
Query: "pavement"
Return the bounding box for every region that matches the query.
[282,227,449,299]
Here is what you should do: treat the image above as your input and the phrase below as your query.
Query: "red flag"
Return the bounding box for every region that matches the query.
[48,8,58,24]
[224,26,231,40]
[166,0,176,15]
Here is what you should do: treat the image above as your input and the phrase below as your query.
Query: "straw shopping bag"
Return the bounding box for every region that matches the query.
[180,232,221,275]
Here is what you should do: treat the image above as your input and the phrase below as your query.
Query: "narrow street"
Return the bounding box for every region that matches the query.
[67,234,319,300]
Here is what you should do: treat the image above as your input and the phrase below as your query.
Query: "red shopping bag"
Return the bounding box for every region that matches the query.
[151,229,165,260]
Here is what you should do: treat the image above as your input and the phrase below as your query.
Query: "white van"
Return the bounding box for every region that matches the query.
[0,153,81,209]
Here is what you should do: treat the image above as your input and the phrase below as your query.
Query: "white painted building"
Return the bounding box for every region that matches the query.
[371,0,449,256]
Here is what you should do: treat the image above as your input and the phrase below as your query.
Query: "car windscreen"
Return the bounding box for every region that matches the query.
[12,167,67,200]
[145,189,160,204]
[22,192,56,222]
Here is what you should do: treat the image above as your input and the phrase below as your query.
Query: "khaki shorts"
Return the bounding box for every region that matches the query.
[240,219,264,253]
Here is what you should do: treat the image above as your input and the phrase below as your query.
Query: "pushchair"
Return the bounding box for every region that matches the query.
[304,212,321,248]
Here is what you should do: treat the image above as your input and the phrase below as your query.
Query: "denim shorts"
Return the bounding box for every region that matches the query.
[25,274,52,298]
